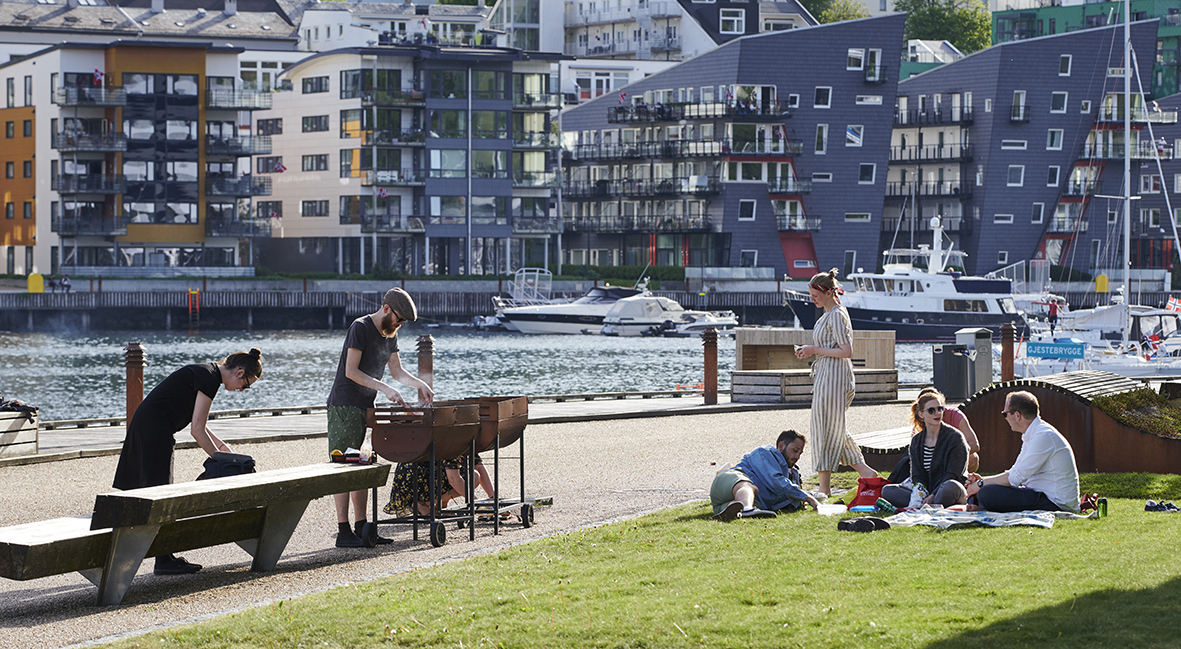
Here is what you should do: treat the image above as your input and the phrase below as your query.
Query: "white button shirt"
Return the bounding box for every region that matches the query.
[1008,416,1080,512]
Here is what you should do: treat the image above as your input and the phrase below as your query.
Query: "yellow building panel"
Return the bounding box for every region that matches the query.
[126,223,206,242]
[0,106,37,246]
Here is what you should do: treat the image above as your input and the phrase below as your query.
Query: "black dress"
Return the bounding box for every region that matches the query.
[113,363,221,490]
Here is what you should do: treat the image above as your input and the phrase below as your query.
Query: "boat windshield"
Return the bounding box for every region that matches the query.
[999,297,1018,314]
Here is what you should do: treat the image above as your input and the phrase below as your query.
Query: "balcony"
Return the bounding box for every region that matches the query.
[1010,105,1031,122]
[206,218,273,238]
[52,212,127,237]
[53,87,126,107]
[1047,217,1089,233]
[358,88,425,107]
[567,214,709,233]
[205,175,272,197]
[864,65,889,84]
[513,171,560,188]
[1082,142,1173,161]
[1096,106,1179,124]
[894,108,974,127]
[513,131,559,148]
[513,93,562,109]
[768,178,813,194]
[889,143,974,163]
[363,169,427,186]
[777,215,821,231]
[608,102,793,124]
[885,180,973,198]
[512,217,563,234]
[880,215,972,234]
[206,135,272,156]
[1062,180,1098,196]
[363,129,426,146]
[52,131,127,153]
[358,213,427,234]
[564,176,719,198]
[650,36,681,52]
[206,89,272,111]
[52,174,126,194]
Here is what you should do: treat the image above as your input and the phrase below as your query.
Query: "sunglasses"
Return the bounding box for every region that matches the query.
[1000,409,1015,416]
[390,310,407,324]
[926,405,944,415]
[243,376,256,390]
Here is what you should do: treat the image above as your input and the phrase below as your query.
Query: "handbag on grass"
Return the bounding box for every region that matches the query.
[847,477,891,508]
[197,451,257,480]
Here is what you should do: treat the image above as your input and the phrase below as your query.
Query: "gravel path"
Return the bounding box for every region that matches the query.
[0,404,905,648]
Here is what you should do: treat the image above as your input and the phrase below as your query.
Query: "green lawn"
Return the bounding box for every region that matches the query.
[106,473,1181,649]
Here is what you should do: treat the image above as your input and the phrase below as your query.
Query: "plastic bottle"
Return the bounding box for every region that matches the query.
[359,432,373,463]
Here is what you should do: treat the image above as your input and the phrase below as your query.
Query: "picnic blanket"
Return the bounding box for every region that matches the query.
[885,507,1097,530]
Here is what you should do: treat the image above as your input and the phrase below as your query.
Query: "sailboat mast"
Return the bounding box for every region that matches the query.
[1123,0,1132,349]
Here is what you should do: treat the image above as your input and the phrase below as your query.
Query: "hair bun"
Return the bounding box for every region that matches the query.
[249,348,262,359]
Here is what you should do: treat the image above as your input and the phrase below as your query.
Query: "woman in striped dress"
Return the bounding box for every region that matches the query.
[795,269,878,497]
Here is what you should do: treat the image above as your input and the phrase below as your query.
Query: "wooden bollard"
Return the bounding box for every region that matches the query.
[703,328,718,405]
[417,334,435,404]
[124,342,146,423]
[1001,323,1015,381]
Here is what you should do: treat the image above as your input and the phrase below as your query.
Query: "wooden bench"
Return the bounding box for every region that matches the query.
[852,425,913,472]
[0,462,389,605]
[730,368,899,404]
[1,411,38,458]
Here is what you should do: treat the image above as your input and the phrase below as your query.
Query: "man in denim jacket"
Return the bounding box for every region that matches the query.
[710,429,821,521]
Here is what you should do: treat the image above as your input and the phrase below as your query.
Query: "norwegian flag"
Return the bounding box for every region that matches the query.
[724,86,733,101]
[1167,296,1181,312]
[778,124,788,141]
[272,161,286,173]
[618,89,627,105]
[270,211,280,220]
[420,17,429,29]
[377,188,388,198]
[93,69,104,86]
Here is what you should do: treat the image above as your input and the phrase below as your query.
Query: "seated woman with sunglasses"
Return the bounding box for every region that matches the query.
[917,386,980,473]
[882,389,970,509]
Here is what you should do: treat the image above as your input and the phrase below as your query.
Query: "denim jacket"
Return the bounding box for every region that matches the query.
[734,445,810,511]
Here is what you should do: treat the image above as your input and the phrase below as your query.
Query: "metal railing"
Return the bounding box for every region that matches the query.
[880,215,971,234]
[513,131,559,148]
[564,176,719,198]
[51,213,127,236]
[355,88,426,106]
[513,171,560,188]
[53,87,126,106]
[363,169,427,186]
[361,129,426,146]
[512,217,563,234]
[1047,217,1089,233]
[52,174,126,194]
[776,215,821,231]
[768,178,813,194]
[206,218,274,238]
[1082,142,1173,160]
[51,131,127,152]
[513,93,562,109]
[205,175,273,196]
[357,214,427,234]
[894,108,974,127]
[889,144,973,163]
[206,89,272,110]
[885,180,973,197]
[1010,105,1030,122]
[567,214,709,232]
[1096,106,1179,124]
[206,135,272,156]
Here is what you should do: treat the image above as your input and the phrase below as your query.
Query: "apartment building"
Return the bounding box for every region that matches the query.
[560,14,905,277]
[889,21,1161,277]
[254,42,564,275]
[0,40,272,277]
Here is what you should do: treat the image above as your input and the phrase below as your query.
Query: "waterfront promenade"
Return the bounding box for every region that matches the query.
[0,394,916,649]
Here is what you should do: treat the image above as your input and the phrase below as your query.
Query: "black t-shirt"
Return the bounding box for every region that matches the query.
[137,363,222,433]
[327,315,399,409]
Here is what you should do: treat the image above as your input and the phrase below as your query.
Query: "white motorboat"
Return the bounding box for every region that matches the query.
[785,218,1027,341]
[599,294,738,337]
[498,282,645,334]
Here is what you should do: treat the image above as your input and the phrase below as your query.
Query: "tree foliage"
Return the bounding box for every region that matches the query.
[819,0,872,23]
[893,0,992,54]
[798,0,834,21]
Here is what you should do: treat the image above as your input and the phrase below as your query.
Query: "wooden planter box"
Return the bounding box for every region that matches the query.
[731,368,898,404]
[736,328,895,371]
[0,411,38,458]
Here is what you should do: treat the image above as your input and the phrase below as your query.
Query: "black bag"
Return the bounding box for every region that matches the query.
[197,451,257,480]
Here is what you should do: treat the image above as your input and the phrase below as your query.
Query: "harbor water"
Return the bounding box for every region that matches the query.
[0,327,938,421]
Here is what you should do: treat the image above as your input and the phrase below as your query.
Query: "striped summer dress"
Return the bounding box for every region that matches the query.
[809,304,867,472]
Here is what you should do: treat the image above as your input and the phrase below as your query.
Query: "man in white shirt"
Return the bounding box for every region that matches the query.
[964,390,1080,513]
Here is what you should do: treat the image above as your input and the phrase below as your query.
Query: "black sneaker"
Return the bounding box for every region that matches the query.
[154,554,202,575]
[354,522,394,545]
[739,507,777,519]
[335,531,366,548]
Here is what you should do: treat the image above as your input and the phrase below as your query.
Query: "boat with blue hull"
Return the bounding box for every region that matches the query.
[785,217,1027,342]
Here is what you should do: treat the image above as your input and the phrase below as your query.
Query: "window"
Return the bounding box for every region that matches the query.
[787,94,799,108]
[257,118,282,136]
[302,76,329,94]
[994,213,1014,223]
[4,121,11,138]
[1090,239,1101,268]
[1059,54,1072,76]
[739,250,758,267]
[431,70,467,99]
[257,201,282,219]
[1050,92,1068,113]
[858,163,876,184]
[846,125,864,147]
[4,203,11,219]
[815,124,828,154]
[1081,100,1091,113]
[472,70,507,100]
[985,98,992,112]
[302,115,329,133]
[1001,140,1027,150]
[23,201,31,219]
[856,95,883,105]
[814,86,831,108]
[812,172,833,182]
[166,75,198,95]
[429,149,467,178]
[1032,202,1045,223]
[22,120,31,137]
[302,154,328,171]
[471,150,507,178]
[1142,208,1162,228]
[473,111,508,139]
[165,120,197,141]
[847,48,865,70]
[844,213,870,222]
[997,251,1009,265]
[738,199,756,221]
[23,161,31,178]
[258,156,284,174]
[720,9,745,34]
[1007,166,1024,186]
[4,162,11,178]
[23,75,32,106]
[1046,129,1063,150]
[1140,174,1162,193]
[301,200,329,217]
[1108,210,1119,225]
[1175,173,1181,194]
[1047,166,1060,186]
[6,78,12,108]
[429,196,466,224]
[843,251,857,277]
[430,109,467,138]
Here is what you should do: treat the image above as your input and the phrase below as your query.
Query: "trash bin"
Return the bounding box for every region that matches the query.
[955,328,993,396]
[932,344,969,401]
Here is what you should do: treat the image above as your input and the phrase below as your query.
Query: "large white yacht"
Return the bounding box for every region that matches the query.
[599,294,738,336]
[498,282,645,334]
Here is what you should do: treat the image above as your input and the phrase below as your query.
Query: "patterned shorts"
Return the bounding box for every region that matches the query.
[327,405,367,456]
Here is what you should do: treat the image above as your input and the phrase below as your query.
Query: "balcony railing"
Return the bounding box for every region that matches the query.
[363,169,427,186]
[52,174,126,194]
[512,217,563,234]
[206,135,272,156]
[885,180,973,197]
[52,131,127,152]
[865,65,888,84]
[1047,217,1089,233]
[206,218,273,238]
[206,89,272,111]
[567,214,709,232]
[358,213,427,234]
[52,213,127,237]
[1010,105,1030,122]
[1096,106,1179,124]
[881,215,971,234]
[768,178,813,194]
[776,215,822,231]
[608,102,792,124]
[53,87,126,107]
[650,36,681,51]
[564,176,719,198]
[1082,142,1173,160]
[569,139,800,161]
[513,131,559,148]
[514,93,562,109]
[889,143,974,163]
[1062,180,1098,196]
[362,129,426,146]
[894,108,974,127]
[205,175,273,196]
[513,171,560,188]
[358,88,425,107]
